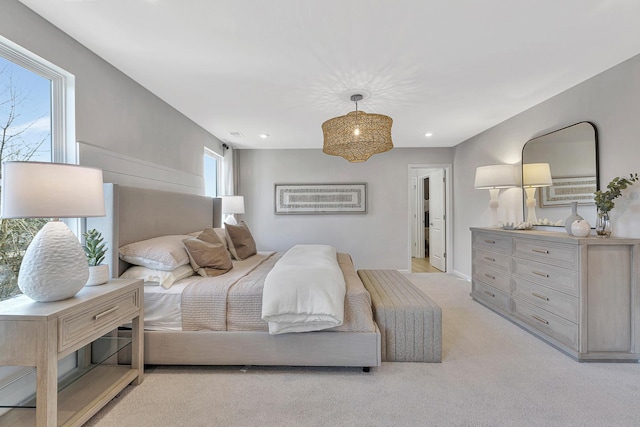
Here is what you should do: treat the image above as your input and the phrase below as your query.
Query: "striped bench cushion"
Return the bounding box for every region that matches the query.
[358,270,442,362]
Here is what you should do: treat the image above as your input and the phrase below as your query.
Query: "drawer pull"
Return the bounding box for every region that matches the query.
[94,306,119,320]
[484,239,496,244]
[532,292,550,301]
[531,314,549,325]
[484,256,496,262]
[483,291,495,298]
[532,249,549,254]
[484,273,496,281]
[532,270,549,278]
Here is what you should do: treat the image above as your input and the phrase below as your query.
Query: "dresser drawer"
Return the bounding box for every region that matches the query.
[473,248,511,273]
[513,277,578,323]
[513,298,578,350]
[512,258,579,296]
[473,263,511,293]
[59,288,140,353]
[472,280,511,313]
[473,232,512,255]
[513,238,578,269]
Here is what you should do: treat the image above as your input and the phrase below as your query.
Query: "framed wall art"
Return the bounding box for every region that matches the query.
[540,176,597,207]
[274,183,367,214]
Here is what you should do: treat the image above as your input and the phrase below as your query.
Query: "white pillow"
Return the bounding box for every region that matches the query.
[120,264,195,289]
[119,235,191,271]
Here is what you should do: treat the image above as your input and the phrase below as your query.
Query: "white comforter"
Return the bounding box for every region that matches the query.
[261,244,346,334]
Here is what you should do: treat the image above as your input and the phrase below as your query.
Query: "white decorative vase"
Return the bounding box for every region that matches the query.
[564,202,583,235]
[18,221,89,302]
[571,220,591,238]
[86,264,109,286]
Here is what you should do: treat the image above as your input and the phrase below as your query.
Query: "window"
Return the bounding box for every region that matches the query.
[0,36,75,301]
[204,148,221,197]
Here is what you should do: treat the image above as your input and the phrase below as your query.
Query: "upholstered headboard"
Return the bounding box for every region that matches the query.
[87,183,221,278]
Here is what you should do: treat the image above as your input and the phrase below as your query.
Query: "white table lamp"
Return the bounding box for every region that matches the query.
[221,195,245,225]
[474,164,518,227]
[522,163,553,224]
[0,162,105,302]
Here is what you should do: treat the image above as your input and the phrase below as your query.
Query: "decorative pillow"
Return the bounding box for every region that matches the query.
[190,228,228,249]
[225,221,257,260]
[119,264,195,289]
[119,235,191,271]
[183,237,233,277]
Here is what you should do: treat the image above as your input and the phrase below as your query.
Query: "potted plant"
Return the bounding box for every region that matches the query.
[83,229,109,286]
[593,173,638,237]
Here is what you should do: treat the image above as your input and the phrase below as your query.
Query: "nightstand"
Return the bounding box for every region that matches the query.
[0,279,144,426]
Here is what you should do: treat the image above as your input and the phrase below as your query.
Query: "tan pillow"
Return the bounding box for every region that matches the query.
[225,221,257,260]
[197,227,227,247]
[183,237,233,277]
[191,228,228,249]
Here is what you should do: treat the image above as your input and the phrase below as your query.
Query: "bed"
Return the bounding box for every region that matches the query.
[88,184,381,368]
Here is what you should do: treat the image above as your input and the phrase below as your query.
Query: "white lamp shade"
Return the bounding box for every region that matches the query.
[221,195,245,214]
[523,163,553,188]
[1,161,105,218]
[474,164,518,189]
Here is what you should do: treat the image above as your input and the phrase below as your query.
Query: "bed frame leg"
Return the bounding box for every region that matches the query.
[362,367,370,373]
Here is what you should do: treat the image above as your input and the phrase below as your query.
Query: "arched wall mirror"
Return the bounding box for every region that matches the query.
[521,121,599,227]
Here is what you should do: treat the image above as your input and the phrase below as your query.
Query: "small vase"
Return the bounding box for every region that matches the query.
[595,212,612,238]
[571,219,591,237]
[564,202,583,235]
[86,264,110,286]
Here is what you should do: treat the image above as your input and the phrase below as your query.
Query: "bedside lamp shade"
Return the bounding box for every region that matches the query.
[474,164,517,228]
[0,162,105,302]
[522,163,552,223]
[1,162,105,219]
[221,195,245,225]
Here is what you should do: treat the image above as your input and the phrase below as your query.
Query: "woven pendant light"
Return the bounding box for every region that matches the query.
[322,94,393,162]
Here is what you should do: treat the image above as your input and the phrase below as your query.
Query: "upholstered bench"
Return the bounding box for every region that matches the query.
[357,270,442,362]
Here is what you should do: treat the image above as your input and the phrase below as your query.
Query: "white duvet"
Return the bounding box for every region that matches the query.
[261,244,346,334]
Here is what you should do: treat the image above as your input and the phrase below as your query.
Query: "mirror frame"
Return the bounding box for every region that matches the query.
[521,121,599,226]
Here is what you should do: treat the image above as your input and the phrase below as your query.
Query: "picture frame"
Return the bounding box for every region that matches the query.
[540,176,597,207]
[274,183,367,214]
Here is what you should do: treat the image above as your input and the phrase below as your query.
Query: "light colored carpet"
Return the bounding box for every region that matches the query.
[86,274,640,427]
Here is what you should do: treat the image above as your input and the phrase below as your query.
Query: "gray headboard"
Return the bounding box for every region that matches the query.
[87,183,221,278]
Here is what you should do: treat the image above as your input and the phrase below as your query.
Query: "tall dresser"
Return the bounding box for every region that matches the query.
[470,227,640,361]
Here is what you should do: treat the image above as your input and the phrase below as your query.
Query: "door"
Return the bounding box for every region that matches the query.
[429,169,446,271]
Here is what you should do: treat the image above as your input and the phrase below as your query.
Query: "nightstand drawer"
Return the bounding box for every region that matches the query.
[59,288,140,353]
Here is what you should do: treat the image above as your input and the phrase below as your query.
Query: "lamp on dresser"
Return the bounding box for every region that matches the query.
[522,162,552,224]
[474,164,518,227]
[221,195,245,225]
[0,161,105,302]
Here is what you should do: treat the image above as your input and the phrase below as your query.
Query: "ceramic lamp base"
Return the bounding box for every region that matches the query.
[18,221,89,302]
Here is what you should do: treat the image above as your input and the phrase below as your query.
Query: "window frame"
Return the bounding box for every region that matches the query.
[203,147,222,198]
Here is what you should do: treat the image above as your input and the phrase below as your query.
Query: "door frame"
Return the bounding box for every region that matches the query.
[407,164,453,273]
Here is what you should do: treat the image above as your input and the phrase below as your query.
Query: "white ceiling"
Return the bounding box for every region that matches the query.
[19,0,640,150]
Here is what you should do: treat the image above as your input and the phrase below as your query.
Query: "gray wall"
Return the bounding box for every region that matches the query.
[1,0,223,185]
[238,148,453,270]
[453,53,640,278]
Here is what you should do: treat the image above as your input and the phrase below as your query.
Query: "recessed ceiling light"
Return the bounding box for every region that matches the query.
[260,134,269,139]
[425,132,433,137]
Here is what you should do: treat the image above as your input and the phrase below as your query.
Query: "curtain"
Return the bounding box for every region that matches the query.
[221,145,240,196]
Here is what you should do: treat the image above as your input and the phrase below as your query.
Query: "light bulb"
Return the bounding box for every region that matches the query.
[354,128,360,136]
